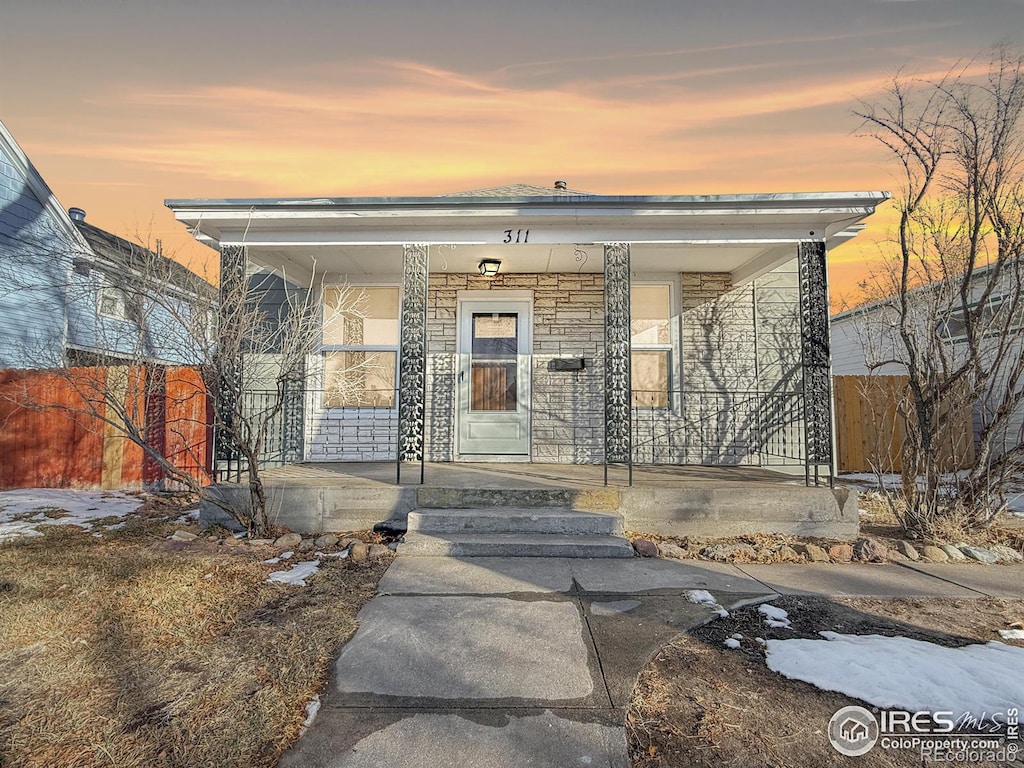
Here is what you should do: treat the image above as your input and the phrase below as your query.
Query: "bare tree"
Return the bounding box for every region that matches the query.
[855,47,1024,536]
[1,223,373,537]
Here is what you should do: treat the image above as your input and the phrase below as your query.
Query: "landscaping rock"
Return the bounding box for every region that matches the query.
[940,544,968,561]
[989,544,1023,563]
[920,545,950,563]
[170,530,198,542]
[854,538,888,563]
[960,545,999,564]
[895,540,921,561]
[296,538,316,553]
[700,543,757,562]
[776,545,801,563]
[349,542,369,562]
[632,539,659,558]
[368,544,390,561]
[828,544,854,563]
[339,538,358,550]
[248,538,274,546]
[315,534,339,548]
[796,543,830,563]
[657,542,688,559]
[274,533,302,550]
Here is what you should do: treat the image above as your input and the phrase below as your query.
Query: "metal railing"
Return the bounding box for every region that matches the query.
[629,387,831,485]
[216,385,829,487]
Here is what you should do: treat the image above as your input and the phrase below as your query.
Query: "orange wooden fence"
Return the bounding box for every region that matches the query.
[833,375,975,473]
[0,366,212,490]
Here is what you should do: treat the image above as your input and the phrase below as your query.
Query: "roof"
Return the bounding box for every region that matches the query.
[439,183,592,198]
[73,220,214,297]
[0,118,91,252]
[166,188,890,210]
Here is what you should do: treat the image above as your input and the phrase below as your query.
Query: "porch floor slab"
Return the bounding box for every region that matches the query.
[261,461,805,489]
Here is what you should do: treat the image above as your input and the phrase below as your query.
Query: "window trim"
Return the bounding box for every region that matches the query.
[630,280,676,409]
[320,283,401,410]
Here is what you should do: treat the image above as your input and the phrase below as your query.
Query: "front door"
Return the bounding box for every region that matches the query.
[456,298,532,457]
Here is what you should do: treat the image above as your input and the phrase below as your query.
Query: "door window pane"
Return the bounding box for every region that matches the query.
[471,312,518,411]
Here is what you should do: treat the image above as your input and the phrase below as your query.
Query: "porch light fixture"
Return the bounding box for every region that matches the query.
[478,258,501,277]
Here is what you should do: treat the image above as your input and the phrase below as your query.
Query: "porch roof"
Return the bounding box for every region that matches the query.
[166,186,890,284]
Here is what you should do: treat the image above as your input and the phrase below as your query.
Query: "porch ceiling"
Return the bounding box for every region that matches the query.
[248,241,799,283]
[167,190,890,284]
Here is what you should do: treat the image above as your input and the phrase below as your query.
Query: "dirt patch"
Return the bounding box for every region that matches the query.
[628,597,1024,767]
[0,500,392,768]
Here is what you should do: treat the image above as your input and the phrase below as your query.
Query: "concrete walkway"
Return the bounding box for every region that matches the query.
[282,559,1024,768]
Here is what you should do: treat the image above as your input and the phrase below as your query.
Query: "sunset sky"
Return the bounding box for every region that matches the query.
[3,0,1024,306]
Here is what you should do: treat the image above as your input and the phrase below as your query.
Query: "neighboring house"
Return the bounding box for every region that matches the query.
[168,183,888,482]
[0,118,213,369]
[830,263,1024,460]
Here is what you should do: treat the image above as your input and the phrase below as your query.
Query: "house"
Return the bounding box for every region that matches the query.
[0,118,212,370]
[831,262,1021,470]
[0,118,215,490]
[168,183,888,489]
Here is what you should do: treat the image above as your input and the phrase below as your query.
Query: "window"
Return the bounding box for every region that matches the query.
[98,285,126,320]
[631,284,672,407]
[322,286,399,407]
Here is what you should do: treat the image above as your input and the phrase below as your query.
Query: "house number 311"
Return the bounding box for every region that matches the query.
[502,229,530,243]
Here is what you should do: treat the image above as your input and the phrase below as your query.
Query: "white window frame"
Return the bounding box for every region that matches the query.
[97,283,127,320]
[630,280,676,410]
[320,282,401,410]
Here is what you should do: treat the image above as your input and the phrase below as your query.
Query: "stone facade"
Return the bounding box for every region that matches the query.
[425,272,606,463]
[304,262,805,466]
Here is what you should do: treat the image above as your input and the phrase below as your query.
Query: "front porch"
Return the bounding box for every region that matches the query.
[202,461,858,540]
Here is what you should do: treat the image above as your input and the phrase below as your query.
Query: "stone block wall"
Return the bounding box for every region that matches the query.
[304,261,806,466]
[425,272,606,463]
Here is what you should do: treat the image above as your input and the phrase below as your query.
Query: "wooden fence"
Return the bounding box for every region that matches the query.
[0,366,212,490]
[833,374,975,473]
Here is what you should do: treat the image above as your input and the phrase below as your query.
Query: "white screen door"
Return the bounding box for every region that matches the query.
[457,298,532,457]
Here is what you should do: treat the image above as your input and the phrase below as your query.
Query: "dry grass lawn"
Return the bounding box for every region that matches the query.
[0,499,390,768]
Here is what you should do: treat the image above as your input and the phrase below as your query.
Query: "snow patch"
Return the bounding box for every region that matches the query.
[0,489,142,541]
[299,694,321,736]
[686,590,729,618]
[267,559,321,587]
[999,629,1024,640]
[724,637,741,649]
[766,632,1024,719]
[759,603,791,628]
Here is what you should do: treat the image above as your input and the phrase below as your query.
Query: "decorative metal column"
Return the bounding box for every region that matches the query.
[798,240,834,486]
[397,244,429,483]
[216,244,245,481]
[281,375,305,464]
[603,243,633,485]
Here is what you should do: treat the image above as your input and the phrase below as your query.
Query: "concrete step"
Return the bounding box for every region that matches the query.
[406,508,624,536]
[416,487,620,511]
[397,533,636,558]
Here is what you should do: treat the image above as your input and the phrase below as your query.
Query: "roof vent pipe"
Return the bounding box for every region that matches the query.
[553,180,567,190]
[68,207,86,222]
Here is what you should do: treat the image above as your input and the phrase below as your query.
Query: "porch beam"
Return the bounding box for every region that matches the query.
[797,240,833,485]
[603,243,632,484]
[398,244,429,482]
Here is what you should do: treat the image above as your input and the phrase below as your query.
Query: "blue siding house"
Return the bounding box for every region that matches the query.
[0,119,213,370]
